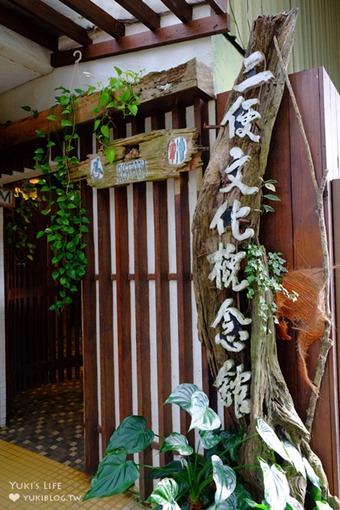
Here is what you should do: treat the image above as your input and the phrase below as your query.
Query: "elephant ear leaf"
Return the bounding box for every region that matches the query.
[165,383,200,411]
[105,415,154,454]
[83,451,139,500]
[256,418,290,461]
[147,478,181,510]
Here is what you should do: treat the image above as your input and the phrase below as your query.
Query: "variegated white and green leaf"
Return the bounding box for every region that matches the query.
[148,478,181,510]
[256,418,290,461]
[161,432,193,456]
[165,383,200,411]
[211,455,237,504]
[259,459,290,510]
[282,440,306,478]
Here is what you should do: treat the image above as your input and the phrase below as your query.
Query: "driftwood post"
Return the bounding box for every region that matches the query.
[192,10,338,506]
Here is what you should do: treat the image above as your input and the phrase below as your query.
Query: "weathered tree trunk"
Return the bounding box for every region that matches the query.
[192,10,298,379]
[192,9,338,507]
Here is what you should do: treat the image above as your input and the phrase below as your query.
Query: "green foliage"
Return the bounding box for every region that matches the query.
[6,183,39,264]
[259,179,280,214]
[93,67,140,163]
[34,86,88,311]
[244,244,298,327]
[31,67,140,311]
[84,383,250,508]
[245,418,333,510]
[84,386,330,509]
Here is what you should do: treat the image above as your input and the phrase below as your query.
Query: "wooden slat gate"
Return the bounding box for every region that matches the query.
[80,89,216,491]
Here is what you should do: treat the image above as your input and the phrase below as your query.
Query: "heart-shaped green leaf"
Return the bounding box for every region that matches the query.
[83,451,139,500]
[105,415,154,454]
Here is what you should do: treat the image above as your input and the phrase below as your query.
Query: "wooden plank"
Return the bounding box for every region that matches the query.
[12,0,92,46]
[0,59,213,152]
[81,180,99,474]
[151,114,173,461]
[261,86,298,398]
[133,182,153,499]
[115,187,133,419]
[59,0,125,38]
[72,128,202,187]
[172,107,193,436]
[97,188,115,451]
[114,0,160,31]
[51,15,230,67]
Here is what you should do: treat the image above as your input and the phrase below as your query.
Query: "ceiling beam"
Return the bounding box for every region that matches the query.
[159,0,192,23]
[114,0,160,31]
[205,0,228,14]
[11,0,92,46]
[51,14,230,67]
[0,5,58,51]
[58,0,125,39]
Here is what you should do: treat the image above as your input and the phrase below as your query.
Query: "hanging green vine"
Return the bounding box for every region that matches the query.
[6,183,39,264]
[31,68,140,311]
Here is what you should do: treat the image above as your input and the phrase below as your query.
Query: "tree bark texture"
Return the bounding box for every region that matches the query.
[192,10,298,380]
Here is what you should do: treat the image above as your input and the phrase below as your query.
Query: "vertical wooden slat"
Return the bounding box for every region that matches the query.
[172,106,193,435]
[133,182,153,498]
[115,187,133,419]
[97,188,115,450]
[80,128,99,473]
[153,180,173,451]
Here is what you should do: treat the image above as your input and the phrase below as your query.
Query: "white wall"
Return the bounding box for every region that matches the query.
[0,209,6,425]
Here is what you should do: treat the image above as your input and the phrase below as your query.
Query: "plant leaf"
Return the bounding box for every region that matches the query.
[105,415,154,454]
[83,451,139,500]
[165,383,200,411]
[315,502,333,509]
[256,418,290,461]
[199,429,222,450]
[282,440,306,477]
[189,391,221,431]
[287,496,304,510]
[245,500,270,509]
[147,478,181,510]
[161,432,193,456]
[259,459,290,510]
[211,455,237,504]
[302,457,321,489]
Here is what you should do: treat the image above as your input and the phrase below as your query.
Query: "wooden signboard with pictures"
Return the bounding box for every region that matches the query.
[0,188,15,208]
[70,128,202,188]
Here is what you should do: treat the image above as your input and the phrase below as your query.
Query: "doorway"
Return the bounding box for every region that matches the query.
[1,187,83,469]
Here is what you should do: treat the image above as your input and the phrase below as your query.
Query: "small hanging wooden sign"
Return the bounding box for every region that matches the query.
[0,188,15,208]
[70,128,202,188]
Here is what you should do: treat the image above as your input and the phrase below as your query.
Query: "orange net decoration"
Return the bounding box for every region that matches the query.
[275,269,327,393]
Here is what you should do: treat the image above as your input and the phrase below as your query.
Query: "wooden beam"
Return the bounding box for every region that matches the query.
[11,0,92,46]
[51,14,230,67]
[0,59,213,152]
[58,0,125,39]
[159,0,192,23]
[205,0,228,14]
[114,0,160,31]
[0,5,58,51]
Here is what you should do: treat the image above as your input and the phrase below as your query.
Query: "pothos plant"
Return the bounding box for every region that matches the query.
[31,67,140,311]
[83,383,329,510]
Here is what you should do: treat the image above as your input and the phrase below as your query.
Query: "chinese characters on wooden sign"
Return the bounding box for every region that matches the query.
[209,51,275,417]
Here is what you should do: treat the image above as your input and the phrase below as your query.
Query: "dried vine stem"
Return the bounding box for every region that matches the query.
[273,36,333,432]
